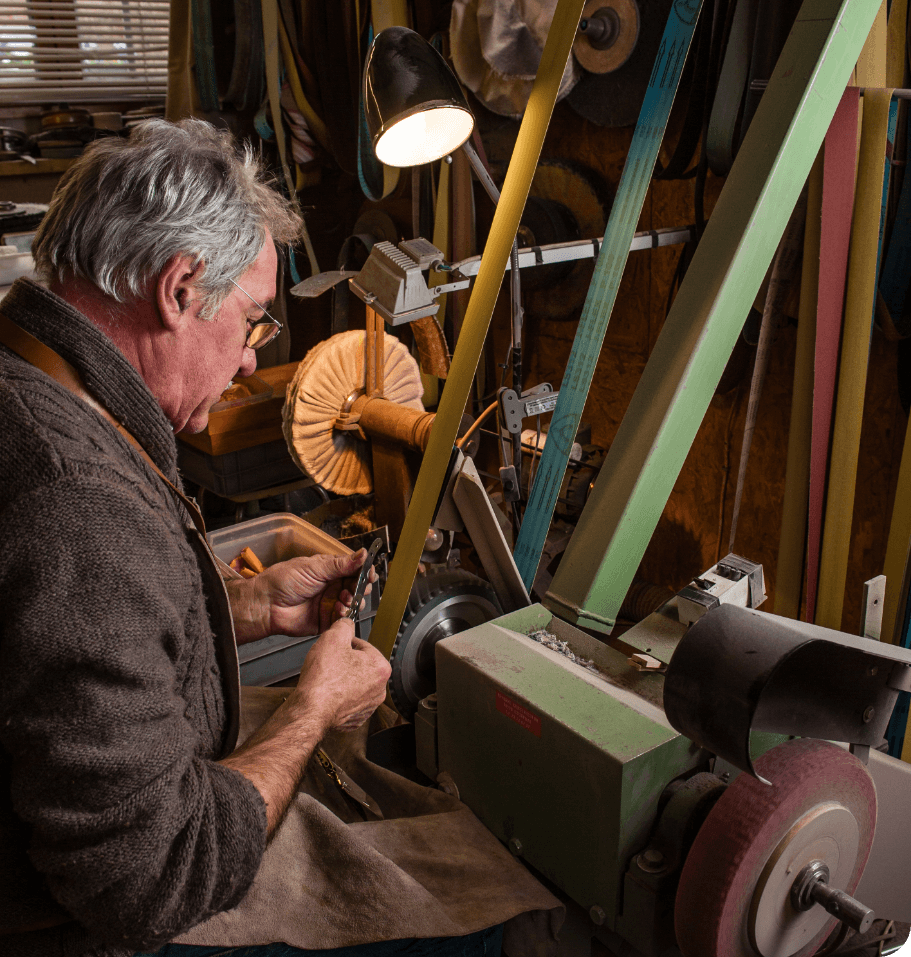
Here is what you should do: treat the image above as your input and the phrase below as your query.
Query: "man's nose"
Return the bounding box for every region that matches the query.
[238,346,258,378]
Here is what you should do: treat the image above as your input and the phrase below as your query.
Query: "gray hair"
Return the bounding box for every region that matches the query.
[32,118,301,317]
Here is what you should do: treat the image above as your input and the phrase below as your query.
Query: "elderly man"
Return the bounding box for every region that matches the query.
[0,120,511,957]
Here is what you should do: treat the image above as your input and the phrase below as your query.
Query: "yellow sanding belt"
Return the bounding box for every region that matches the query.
[774,152,823,620]
[815,88,894,631]
[854,0,887,144]
[857,0,888,85]
[368,0,586,662]
[370,0,410,199]
[277,15,330,153]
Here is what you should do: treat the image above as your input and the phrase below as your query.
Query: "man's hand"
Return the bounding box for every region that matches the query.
[220,617,391,834]
[227,549,377,645]
[294,617,392,732]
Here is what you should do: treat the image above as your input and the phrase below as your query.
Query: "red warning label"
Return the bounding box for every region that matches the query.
[496,691,542,737]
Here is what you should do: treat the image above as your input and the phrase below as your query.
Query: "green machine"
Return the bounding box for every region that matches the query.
[416,566,911,957]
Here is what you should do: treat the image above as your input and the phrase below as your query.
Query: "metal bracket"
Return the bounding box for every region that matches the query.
[498,384,559,434]
[862,575,886,640]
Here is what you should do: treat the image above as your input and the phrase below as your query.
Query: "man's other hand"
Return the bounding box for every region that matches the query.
[227,549,377,645]
[295,618,391,732]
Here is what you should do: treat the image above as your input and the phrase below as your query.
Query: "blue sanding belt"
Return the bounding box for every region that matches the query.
[543,0,885,634]
[514,0,706,592]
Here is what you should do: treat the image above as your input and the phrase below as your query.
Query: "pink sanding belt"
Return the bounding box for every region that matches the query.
[806,87,860,624]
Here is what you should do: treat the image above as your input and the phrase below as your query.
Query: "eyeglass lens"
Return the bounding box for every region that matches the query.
[229,277,281,350]
[246,322,278,349]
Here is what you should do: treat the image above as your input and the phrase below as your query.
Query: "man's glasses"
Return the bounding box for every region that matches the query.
[229,278,283,350]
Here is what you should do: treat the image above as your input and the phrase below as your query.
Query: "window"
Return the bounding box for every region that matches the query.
[0,0,169,104]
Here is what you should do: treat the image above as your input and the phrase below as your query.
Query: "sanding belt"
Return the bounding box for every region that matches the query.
[805,88,861,625]
[261,0,321,275]
[706,0,756,176]
[513,0,706,592]
[367,0,589,662]
[358,0,410,202]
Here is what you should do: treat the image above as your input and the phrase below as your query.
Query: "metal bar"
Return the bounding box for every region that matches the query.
[544,0,885,633]
[448,226,693,279]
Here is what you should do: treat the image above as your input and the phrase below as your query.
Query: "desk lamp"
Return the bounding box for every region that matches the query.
[363,26,527,481]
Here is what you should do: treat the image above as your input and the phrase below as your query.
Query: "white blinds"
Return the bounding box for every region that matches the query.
[0,0,169,104]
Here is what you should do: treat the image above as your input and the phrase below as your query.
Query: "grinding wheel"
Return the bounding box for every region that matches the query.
[567,0,673,127]
[390,569,501,719]
[675,738,877,957]
[519,159,613,321]
[573,0,641,75]
[282,331,424,496]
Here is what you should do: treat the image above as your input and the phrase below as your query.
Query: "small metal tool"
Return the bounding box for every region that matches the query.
[347,538,383,620]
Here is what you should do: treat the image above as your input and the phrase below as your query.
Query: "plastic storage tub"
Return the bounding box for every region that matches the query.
[209,513,379,685]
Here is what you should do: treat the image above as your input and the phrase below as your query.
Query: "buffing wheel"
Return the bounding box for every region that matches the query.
[567,0,673,127]
[675,739,876,957]
[282,331,424,496]
[573,0,641,75]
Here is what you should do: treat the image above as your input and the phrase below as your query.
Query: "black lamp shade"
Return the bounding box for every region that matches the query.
[364,26,475,167]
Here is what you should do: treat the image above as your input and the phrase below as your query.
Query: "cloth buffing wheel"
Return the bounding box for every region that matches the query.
[282,330,424,496]
[674,738,877,957]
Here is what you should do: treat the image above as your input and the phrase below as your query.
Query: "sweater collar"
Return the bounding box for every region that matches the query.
[2,278,178,476]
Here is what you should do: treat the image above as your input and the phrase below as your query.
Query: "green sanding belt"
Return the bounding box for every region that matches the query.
[367,0,587,663]
[543,0,884,634]
[514,0,706,590]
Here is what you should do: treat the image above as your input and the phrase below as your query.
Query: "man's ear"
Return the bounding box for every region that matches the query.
[156,254,206,330]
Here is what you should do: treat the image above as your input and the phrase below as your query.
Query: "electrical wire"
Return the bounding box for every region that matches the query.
[831,922,901,956]
[456,399,499,449]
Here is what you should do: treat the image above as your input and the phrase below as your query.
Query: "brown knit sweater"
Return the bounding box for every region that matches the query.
[0,279,268,957]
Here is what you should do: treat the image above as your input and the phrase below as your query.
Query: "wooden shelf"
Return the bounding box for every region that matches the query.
[0,158,76,177]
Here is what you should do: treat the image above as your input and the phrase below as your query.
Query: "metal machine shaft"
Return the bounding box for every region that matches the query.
[791,861,875,935]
